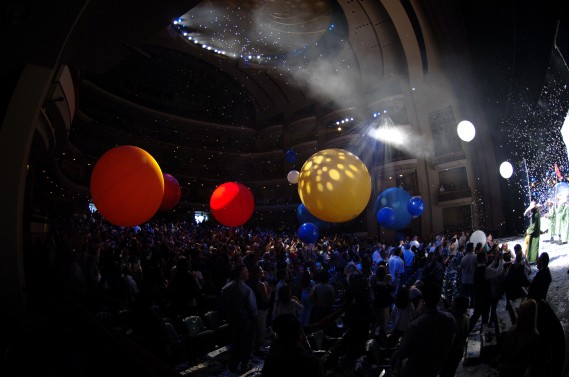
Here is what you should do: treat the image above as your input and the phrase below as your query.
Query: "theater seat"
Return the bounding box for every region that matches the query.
[182,315,216,354]
[202,311,229,332]
[202,311,230,345]
[182,316,214,339]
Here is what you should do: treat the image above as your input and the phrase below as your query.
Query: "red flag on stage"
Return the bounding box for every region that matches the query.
[555,163,563,180]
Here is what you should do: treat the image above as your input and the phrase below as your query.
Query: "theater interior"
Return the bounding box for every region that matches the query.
[1,0,566,375]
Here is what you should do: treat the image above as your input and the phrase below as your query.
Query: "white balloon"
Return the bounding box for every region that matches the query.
[499,161,514,179]
[457,120,476,142]
[287,170,300,184]
[469,230,486,247]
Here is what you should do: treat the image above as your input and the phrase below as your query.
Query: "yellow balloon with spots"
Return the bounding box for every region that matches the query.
[298,148,371,222]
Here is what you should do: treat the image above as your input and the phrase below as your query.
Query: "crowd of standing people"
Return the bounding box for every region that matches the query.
[37,210,558,376]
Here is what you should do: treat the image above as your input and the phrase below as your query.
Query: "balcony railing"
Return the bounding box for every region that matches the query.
[438,187,472,202]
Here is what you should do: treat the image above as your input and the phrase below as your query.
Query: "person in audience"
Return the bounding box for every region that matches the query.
[388,247,405,292]
[409,280,424,317]
[409,235,420,250]
[168,256,201,317]
[458,231,467,248]
[504,245,531,303]
[299,269,315,326]
[391,282,456,377]
[528,252,552,302]
[536,300,560,377]
[342,273,373,366]
[371,265,394,331]
[468,250,504,333]
[131,291,171,363]
[309,269,335,325]
[262,314,325,377]
[401,243,415,284]
[422,249,445,285]
[497,298,545,376]
[272,285,303,320]
[221,263,257,374]
[440,295,470,377]
[274,268,289,303]
[458,242,477,307]
[489,253,507,326]
[123,264,140,308]
[247,264,271,352]
[386,286,415,347]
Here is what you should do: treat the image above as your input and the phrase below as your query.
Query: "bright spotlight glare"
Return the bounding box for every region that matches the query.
[499,161,514,179]
[368,127,404,145]
[457,120,476,142]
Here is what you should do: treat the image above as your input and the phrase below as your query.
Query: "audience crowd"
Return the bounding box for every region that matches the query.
[36,210,557,376]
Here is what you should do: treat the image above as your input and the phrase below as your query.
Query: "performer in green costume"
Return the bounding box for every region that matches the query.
[559,201,569,244]
[526,201,541,263]
[555,195,565,243]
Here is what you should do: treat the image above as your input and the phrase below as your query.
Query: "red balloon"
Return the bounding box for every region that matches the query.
[210,182,254,227]
[160,173,182,211]
[90,146,164,227]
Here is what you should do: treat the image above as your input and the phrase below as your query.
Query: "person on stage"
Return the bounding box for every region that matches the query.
[545,198,557,243]
[525,201,541,264]
[558,200,569,245]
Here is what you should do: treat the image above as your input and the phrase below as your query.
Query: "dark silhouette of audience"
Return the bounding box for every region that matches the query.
[262,314,325,377]
[221,263,257,373]
[528,252,552,302]
[29,214,566,377]
[391,282,456,377]
[440,295,470,377]
[497,298,547,376]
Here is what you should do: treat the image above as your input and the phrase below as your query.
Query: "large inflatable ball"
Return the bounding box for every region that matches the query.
[285,149,297,163]
[90,145,164,227]
[287,170,300,184]
[469,230,486,247]
[407,196,425,217]
[298,148,371,223]
[298,222,319,244]
[160,173,182,211]
[377,207,396,228]
[374,187,412,230]
[210,182,254,227]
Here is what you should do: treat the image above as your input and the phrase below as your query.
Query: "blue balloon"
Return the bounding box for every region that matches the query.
[298,222,319,244]
[297,203,329,229]
[376,207,396,227]
[374,187,412,230]
[285,149,297,163]
[407,196,425,216]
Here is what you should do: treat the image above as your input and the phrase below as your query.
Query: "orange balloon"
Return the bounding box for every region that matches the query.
[90,146,164,227]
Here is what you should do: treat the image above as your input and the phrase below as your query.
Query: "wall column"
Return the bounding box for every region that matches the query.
[0,65,56,321]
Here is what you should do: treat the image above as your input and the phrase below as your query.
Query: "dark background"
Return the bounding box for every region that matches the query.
[460,0,569,235]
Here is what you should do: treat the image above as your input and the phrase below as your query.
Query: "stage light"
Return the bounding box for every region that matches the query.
[499,161,514,179]
[457,120,476,142]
